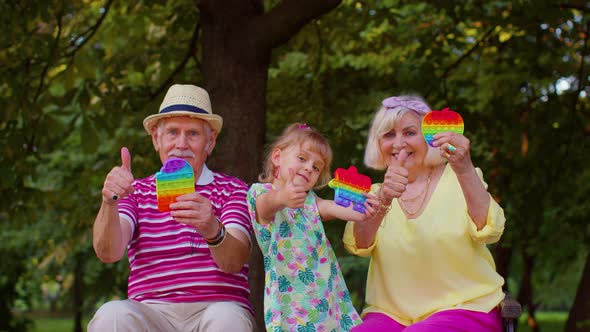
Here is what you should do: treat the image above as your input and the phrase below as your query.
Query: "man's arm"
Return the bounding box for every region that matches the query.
[93,201,133,263]
[171,189,253,274]
[208,228,251,274]
[93,147,135,263]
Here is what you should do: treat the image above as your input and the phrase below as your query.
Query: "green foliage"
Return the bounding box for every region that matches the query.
[0,250,32,332]
[533,249,587,311]
[1,0,588,328]
[0,0,201,326]
[267,0,589,313]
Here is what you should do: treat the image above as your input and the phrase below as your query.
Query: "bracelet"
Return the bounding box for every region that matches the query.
[206,223,227,248]
[376,189,392,216]
[376,202,392,216]
[203,217,223,241]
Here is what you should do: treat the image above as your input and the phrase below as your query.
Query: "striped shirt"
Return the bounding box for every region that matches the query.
[118,164,252,313]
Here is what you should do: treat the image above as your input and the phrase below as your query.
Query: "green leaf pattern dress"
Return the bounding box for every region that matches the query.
[247,183,362,332]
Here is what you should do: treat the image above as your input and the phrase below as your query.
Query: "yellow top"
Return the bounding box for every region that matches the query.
[343,164,505,326]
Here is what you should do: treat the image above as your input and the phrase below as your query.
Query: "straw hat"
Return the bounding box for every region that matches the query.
[143,84,223,134]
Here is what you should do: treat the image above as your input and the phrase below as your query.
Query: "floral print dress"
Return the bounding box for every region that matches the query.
[247,183,361,332]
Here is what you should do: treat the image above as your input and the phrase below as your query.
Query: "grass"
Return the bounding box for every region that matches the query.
[31,317,85,332]
[517,311,567,332]
[28,315,89,332]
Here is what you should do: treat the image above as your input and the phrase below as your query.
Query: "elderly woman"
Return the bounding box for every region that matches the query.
[343,95,506,332]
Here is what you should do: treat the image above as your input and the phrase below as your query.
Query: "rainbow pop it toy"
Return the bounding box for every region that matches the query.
[328,166,372,213]
[422,108,464,147]
[156,158,195,212]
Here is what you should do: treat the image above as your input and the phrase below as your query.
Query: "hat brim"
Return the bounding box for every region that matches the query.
[143,111,223,134]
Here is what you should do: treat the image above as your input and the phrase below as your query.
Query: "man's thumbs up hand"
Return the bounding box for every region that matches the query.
[102,147,135,204]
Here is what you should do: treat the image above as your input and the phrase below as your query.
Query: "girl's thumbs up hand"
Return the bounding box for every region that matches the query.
[278,168,307,209]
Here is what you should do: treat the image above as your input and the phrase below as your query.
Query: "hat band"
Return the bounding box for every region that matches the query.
[160,104,209,115]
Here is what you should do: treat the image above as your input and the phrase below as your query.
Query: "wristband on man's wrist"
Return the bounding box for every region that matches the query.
[205,218,226,247]
[206,224,226,247]
[203,217,222,240]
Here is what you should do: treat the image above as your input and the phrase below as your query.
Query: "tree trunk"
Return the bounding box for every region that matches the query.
[494,245,512,288]
[197,1,342,330]
[518,252,538,332]
[565,253,590,332]
[494,246,518,331]
[73,252,84,332]
[199,3,269,331]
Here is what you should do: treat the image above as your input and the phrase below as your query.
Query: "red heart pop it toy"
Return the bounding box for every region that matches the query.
[422,108,464,147]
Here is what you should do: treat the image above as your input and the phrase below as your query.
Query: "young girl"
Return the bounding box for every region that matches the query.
[247,123,379,332]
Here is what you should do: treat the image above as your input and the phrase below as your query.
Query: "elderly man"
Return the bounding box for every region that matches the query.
[88,84,254,331]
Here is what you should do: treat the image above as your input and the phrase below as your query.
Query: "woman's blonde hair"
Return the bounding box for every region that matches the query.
[364,95,447,170]
[259,123,333,189]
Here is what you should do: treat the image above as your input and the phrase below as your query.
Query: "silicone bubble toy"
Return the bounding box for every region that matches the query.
[328,166,372,213]
[422,108,464,147]
[156,158,195,212]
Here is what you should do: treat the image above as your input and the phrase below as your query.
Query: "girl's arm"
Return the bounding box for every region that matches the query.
[255,190,289,225]
[317,194,380,222]
[255,172,308,225]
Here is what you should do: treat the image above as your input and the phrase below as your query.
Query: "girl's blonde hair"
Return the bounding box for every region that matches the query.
[364,95,447,170]
[259,123,333,189]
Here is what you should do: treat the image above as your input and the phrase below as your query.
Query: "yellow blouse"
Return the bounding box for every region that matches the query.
[343,164,505,326]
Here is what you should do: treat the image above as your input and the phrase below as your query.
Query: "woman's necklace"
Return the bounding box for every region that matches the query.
[400,186,426,202]
[398,168,433,216]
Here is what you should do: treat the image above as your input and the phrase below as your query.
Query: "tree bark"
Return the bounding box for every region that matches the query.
[73,252,84,332]
[197,1,342,330]
[494,245,512,288]
[518,252,538,332]
[565,253,590,332]
[494,246,518,331]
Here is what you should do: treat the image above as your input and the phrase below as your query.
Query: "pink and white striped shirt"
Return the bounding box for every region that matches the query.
[117,165,252,313]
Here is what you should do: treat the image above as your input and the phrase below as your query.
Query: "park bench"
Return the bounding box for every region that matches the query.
[501,291,522,332]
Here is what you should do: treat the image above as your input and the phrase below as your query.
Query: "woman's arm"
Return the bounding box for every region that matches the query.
[456,166,490,230]
[342,190,390,252]
[350,198,391,248]
[351,151,408,248]
[432,132,490,230]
